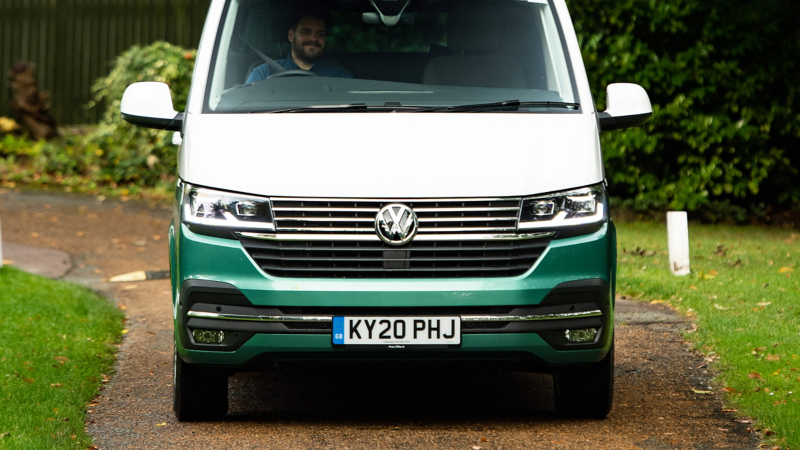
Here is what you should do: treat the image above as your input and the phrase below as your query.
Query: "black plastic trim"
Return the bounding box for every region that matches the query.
[598,111,652,131]
[178,280,254,351]
[537,279,612,350]
[121,112,184,131]
[184,222,242,240]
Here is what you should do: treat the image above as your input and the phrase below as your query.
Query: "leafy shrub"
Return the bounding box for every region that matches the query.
[571,0,800,212]
[85,41,195,186]
[1,42,194,195]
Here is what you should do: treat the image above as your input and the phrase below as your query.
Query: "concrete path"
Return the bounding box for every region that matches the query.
[2,241,72,278]
[0,188,760,449]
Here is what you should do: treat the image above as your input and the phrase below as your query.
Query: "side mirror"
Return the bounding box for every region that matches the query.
[598,83,652,132]
[120,82,184,131]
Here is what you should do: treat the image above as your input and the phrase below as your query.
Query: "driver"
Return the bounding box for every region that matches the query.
[246,10,353,83]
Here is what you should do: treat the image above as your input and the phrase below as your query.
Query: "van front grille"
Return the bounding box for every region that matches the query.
[271,198,520,235]
[237,197,552,279]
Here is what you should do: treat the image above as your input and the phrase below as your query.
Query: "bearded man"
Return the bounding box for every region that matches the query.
[246,10,353,83]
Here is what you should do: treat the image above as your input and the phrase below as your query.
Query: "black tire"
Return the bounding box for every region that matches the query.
[173,344,229,421]
[553,340,614,419]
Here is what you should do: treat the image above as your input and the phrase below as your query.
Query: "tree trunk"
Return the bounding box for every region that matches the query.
[8,61,59,141]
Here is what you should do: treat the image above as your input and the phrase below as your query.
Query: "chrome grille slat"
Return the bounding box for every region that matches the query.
[239,197,548,278]
[417,227,517,233]
[271,197,523,202]
[271,198,522,236]
[417,217,517,222]
[279,217,376,222]
[412,207,519,213]
[275,227,373,233]
[272,207,381,213]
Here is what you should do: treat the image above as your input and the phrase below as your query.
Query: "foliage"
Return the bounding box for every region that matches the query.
[0,42,194,194]
[616,222,800,448]
[0,132,173,200]
[571,0,800,212]
[84,41,195,186]
[4,5,800,216]
[0,266,124,448]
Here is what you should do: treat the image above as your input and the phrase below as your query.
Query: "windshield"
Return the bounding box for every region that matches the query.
[204,0,578,113]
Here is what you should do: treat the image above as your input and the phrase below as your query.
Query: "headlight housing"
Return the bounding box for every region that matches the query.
[518,184,605,230]
[182,184,274,229]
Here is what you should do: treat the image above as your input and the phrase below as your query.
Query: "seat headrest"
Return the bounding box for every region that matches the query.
[447,7,502,52]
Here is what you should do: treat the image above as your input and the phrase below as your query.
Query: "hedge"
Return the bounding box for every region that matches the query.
[572,0,800,213]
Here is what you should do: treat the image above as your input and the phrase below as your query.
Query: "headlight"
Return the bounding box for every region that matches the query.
[518,184,605,230]
[182,184,274,229]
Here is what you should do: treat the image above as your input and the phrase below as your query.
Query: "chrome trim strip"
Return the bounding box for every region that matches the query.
[413,207,519,213]
[187,309,601,323]
[418,217,517,222]
[271,197,523,203]
[273,207,380,213]
[277,217,517,223]
[187,311,332,322]
[275,227,373,233]
[418,227,517,233]
[277,217,375,222]
[460,310,603,322]
[236,231,555,241]
[273,207,520,213]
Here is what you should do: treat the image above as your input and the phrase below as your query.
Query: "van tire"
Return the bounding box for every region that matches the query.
[173,344,228,421]
[553,340,614,419]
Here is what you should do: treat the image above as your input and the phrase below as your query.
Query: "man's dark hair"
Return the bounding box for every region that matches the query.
[289,8,332,31]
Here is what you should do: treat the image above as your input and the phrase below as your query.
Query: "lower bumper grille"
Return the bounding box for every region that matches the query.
[239,237,551,278]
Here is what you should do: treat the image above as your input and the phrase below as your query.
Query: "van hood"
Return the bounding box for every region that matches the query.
[180,112,602,198]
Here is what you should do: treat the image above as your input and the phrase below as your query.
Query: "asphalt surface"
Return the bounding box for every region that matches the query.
[0,188,761,449]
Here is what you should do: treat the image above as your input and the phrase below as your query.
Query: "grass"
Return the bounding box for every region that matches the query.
[616,222,800,449]
[0,267,124,449]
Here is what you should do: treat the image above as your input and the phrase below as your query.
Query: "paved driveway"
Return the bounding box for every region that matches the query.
[0,189,759,449]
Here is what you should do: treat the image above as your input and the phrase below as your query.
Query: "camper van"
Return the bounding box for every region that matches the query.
[121,0,652,421]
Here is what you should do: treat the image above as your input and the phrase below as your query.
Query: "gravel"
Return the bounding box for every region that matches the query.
[0,189,760,449]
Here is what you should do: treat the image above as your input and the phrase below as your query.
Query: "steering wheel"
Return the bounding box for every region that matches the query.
[267,69,319,79]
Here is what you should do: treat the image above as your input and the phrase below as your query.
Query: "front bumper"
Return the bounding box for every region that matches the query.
[172,222,616,369]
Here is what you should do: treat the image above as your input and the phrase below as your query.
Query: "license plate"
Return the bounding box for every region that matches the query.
[332,316,461,346]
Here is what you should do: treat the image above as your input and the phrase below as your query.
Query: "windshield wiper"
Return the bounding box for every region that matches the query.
[410,100,580,112]
[252,104,370,113]
[246,101,579,114]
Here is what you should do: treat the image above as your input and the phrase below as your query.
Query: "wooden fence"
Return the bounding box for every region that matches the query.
[1,0,212,125]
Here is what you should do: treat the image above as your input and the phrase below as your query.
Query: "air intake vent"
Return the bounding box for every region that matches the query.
[239,237,550,279]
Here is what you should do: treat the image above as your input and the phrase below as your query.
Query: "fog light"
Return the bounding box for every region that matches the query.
[565,328,598,343]
[192,329,227,344]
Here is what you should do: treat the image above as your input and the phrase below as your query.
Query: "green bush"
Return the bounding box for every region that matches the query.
[571,0,800,212]
[1,42,194,195]
[85,41,195,186]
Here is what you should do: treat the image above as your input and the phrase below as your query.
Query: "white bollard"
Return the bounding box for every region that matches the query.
[667,211,690,276]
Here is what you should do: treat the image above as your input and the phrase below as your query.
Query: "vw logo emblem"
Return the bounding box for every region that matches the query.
[375,204,419,246]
